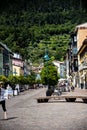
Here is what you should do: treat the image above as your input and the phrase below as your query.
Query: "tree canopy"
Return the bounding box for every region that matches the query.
[40,62,58,86]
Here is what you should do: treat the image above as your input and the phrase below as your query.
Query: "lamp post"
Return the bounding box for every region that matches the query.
[44,48,53,96]
[44,48,54,96]
[44,48,50,89]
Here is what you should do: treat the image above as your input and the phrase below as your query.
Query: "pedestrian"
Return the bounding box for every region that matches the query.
[15,84,20,94]
[0,81,7,119]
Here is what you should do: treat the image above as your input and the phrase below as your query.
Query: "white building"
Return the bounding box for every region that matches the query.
[53,60,65,78]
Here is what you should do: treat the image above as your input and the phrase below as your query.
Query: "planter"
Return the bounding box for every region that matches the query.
[82,99,87,103]
[65,98,76,102]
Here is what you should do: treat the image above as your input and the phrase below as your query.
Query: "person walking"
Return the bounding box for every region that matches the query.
[0,81,7,119]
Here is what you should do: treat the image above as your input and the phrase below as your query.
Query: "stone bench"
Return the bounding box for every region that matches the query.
[36,95,87,103]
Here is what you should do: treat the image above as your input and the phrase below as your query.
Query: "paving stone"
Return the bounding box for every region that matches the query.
[0,88,87,130]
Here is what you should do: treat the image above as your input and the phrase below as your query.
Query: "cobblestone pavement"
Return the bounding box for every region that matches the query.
[61,87,87,97]
[0,88,87,130]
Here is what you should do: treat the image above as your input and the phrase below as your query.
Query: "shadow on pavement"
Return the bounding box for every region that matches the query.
[0,116,18,121]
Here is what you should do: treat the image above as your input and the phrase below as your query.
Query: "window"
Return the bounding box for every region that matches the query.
[72,47,77,55]
[74,36,77,42]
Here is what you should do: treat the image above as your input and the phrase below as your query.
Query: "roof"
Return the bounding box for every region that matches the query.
[75,23,87,32]
[0,42,13,54]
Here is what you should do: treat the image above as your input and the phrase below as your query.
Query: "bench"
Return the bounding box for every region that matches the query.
[36,95,87,103]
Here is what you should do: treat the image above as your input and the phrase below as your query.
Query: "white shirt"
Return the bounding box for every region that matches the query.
[0,88,5,101]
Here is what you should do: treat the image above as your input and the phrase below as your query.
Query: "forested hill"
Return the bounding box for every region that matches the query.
[0,0,87,64]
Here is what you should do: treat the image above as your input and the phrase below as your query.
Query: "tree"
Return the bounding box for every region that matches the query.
[40,63,58,86]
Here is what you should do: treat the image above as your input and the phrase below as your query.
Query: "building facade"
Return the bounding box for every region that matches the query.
[75,23,87,89]
[53,61,66,78]
[75,23,87,50]
[70,33,78,87]
[0,42,13,77]
[12,53,24,76]
[78,39,87,89]
[65,23,87,89]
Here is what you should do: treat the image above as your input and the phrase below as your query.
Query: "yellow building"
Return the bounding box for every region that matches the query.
[75,23,87,89]
[13,65,23,76]
[12,54,24,76]
[75,23,87,50]
[77,38,87,89]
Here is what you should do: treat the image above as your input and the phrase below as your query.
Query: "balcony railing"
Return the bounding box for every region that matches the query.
[79,63,87,71]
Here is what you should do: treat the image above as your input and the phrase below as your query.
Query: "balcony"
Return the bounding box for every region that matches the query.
[79,63,87,71]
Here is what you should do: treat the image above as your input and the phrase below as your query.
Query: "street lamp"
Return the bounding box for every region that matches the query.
[44,48,50,89]
[43,48,54,96]
[44,53,49,61]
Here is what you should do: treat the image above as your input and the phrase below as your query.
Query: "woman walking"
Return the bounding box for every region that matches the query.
[0,81,7,119]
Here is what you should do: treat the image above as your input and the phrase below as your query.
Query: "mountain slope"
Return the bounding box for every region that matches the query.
[0,0,87,64]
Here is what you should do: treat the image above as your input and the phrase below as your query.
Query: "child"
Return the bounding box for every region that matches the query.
[0,81,7,119]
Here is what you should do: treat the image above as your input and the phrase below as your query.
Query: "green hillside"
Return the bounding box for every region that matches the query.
[0,0,87,64]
